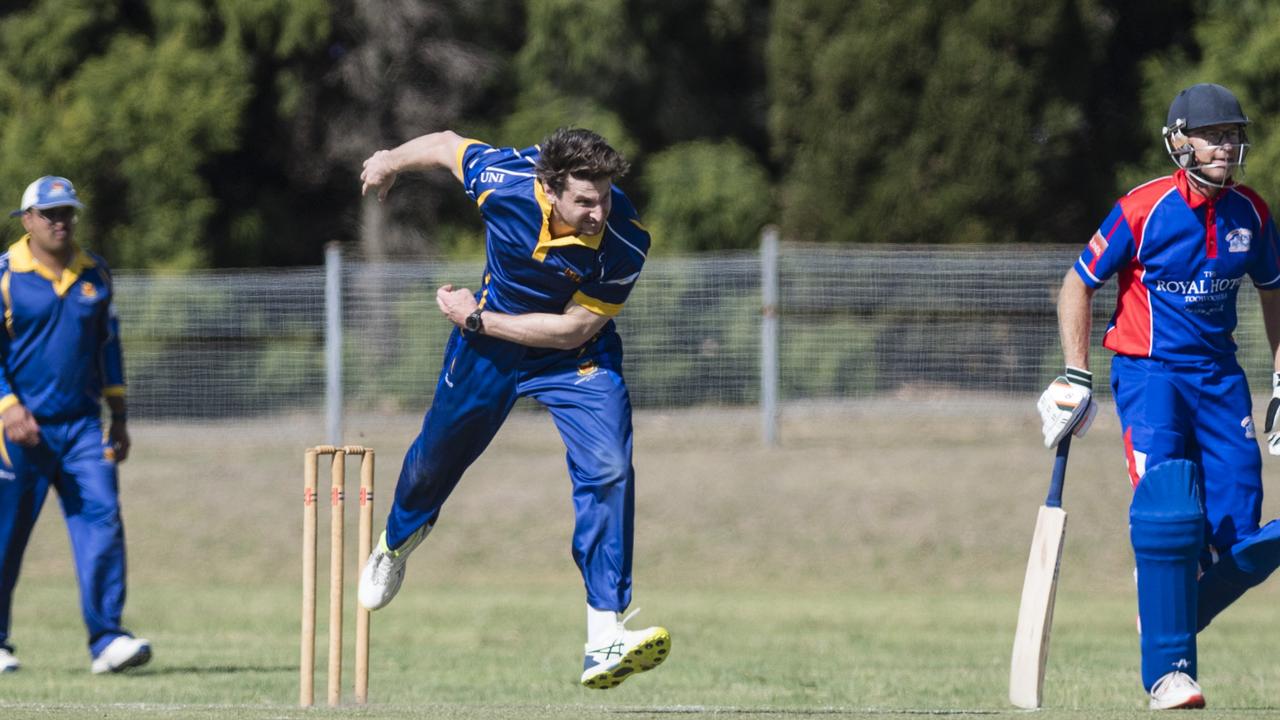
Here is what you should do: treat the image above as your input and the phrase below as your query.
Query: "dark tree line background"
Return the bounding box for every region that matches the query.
[0,0,1275,269]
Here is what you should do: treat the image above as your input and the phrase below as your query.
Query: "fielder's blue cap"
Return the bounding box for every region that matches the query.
[10,176,85,218]
[1166,83,1250,132]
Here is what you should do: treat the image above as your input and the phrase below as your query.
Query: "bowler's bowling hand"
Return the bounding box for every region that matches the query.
[360,150,398,202]
[1,403,40,447]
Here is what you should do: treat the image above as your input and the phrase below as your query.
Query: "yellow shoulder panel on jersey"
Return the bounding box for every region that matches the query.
[455,139,484,180]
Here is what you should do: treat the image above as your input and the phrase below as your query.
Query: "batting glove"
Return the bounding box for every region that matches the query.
[1265,372,1280,456]
[1037,366,1098,449]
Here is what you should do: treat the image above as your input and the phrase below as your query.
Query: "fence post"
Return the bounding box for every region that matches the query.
[760,226,779,447]
[325,242,343,446]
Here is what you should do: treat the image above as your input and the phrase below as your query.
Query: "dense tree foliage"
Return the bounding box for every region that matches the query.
[0,1,1272,266]
[1122,0,1280,205]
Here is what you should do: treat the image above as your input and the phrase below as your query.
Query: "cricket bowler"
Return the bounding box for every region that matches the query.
[355,128,670,689]
[1038,83,1280,709]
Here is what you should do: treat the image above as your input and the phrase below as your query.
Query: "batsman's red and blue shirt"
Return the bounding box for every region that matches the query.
[0,236,124,421]
[454,140,650,324]
[1075,169,1280,361]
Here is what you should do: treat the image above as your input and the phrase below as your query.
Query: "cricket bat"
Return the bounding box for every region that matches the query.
[1009,435,1071,709]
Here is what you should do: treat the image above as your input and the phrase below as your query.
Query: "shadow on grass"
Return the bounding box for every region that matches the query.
[123,664,295,676]
[604,709,1003,716]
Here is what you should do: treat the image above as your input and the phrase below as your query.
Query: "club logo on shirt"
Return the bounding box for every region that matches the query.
[1088,233,1108,257]
[80,281,97,298]
[577,359,597,377]
[1226,228,1252,253]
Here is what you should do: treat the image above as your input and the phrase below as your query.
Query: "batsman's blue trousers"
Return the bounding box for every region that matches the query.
[0,414,131,657]
[1112,355,1279,685]
[1112,355,1261,558]
[385,328,635,612]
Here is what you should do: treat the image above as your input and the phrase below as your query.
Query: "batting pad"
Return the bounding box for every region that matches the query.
[1130,459,1204,691]
[1199,518,1280,631]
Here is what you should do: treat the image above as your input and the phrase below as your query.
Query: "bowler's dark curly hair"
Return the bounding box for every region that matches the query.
[535,128,630,194]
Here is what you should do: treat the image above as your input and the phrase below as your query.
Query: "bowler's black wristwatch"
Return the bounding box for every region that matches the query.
[464,308,485,334]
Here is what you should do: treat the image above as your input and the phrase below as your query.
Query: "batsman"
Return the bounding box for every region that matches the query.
[355,127,669,689]
[1039,83,1280,710]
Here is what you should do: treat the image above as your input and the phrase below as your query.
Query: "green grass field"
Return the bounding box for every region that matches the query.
[2,405,1280,718]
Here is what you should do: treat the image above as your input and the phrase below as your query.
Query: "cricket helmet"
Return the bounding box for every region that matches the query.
[1162,83,1250,187]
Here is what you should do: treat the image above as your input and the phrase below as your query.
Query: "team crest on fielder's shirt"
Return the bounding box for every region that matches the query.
[1226,228,1252,253]
[577,359,598,376]
[80,281,96,298]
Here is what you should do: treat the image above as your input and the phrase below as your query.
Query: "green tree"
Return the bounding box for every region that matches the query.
[495,0,774,254]
[290,0,524,261]
[1123,1,1280,204]
[769,0,1113,245]
[642,140,772,252]
[0,0,331,268]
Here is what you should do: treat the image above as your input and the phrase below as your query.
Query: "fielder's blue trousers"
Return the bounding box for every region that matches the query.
[385,328,635,611]
[0,414,131,657]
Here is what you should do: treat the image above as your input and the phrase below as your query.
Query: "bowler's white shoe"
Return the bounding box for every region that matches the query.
[358,524,430,611]
[580,622,671,689]
[0,647,19,673]
[1149,671,1205,710]
[90,636,152,674]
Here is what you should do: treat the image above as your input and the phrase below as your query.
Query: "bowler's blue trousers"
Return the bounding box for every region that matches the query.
[0,414,130,657]
[385,328,635,611]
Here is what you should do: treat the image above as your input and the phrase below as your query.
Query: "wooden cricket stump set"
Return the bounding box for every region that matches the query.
[300,445,374,707]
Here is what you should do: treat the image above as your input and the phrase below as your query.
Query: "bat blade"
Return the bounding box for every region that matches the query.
[1009,504,1068,709]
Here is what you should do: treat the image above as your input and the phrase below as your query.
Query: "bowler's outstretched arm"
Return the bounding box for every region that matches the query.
[361,131,468,200]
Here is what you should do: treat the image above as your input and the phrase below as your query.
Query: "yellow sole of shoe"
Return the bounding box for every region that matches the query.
[581,628,671,690]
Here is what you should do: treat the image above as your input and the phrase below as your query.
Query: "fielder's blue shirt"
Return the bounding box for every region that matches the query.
[1075,169,1280,362]
[0,236,125,421]
[455,140,650,324]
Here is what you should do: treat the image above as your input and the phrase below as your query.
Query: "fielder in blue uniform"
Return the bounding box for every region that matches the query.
[0,177,150,675]
[1038,84,1280,710]
[355,128,669,689]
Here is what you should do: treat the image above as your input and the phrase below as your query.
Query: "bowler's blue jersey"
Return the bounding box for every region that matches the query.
[0,237,125,421]
[455,140,650,324]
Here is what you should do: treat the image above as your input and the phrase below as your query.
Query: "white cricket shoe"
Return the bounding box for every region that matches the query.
[580,617,671,690]
[1149,671,1205,710]
[358,524,430,611]
[90,635,152,674]
[0,647,19,673]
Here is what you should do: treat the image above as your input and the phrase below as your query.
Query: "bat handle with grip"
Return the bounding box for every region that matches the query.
[1046,435,1070,508]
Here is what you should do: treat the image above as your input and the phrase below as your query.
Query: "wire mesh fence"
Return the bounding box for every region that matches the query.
[112,242,1274,421]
